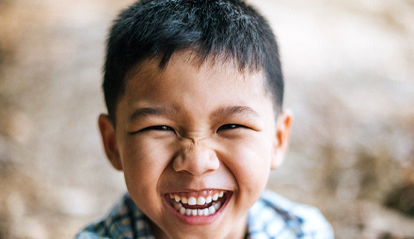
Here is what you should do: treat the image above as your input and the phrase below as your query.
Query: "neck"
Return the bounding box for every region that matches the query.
[149,214,248,239]
[224,214,248,239]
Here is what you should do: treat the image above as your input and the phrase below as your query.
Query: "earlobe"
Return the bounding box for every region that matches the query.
[271,111,292,170]
[98,114,123,171]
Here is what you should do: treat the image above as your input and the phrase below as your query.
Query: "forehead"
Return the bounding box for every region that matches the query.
[116,51,276,122]
[125,51,268,94]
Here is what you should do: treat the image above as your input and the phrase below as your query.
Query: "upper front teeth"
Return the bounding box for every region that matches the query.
[196,197,205,205]
[188,197,197,205]
[170,191,225,205]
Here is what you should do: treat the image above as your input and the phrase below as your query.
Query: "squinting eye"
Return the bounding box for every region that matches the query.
[217,124,244,131]
[151,125,172,130]
[141,125,174,132]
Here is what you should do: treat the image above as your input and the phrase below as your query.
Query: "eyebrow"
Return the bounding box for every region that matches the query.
[128,107,172,124]
[212,105,259,119]
[128,105,259,124]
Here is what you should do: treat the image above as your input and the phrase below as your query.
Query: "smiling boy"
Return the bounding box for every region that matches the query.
[75,0,334,238]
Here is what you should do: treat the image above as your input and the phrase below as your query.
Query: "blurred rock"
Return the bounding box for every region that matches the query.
[6,192,26,219]
[2,110,33,144]
[377,232,414,239]
[56,188,98,217]
[385,183,414,217]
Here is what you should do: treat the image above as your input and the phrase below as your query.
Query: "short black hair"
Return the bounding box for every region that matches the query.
[104,0,283,122]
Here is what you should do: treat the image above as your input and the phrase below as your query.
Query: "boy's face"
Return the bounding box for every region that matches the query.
[99,51,291,239]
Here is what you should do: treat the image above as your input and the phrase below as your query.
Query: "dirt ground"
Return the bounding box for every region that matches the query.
[0,0,413,238]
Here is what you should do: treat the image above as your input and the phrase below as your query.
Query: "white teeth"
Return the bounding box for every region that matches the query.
[219,191,224,198]
[197,197,206,205]
[209,205,216,214]
[170,191,225,204]
[198,209,204,216]
[170,195,224,217]
[206,196,212,203]
[181,197,188,204]
[194,207,213,216]
[188,197,197,205]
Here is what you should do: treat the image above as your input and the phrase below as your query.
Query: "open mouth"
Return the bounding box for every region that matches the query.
[168,190,230,217]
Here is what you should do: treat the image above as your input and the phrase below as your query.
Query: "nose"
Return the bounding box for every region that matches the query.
[172,138,219,176]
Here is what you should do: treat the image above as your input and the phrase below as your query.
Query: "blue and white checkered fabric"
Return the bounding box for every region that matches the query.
[247,190,334,239]
[75,190,334,239]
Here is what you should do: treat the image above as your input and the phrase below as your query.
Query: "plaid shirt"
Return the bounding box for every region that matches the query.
[75,190,334,239]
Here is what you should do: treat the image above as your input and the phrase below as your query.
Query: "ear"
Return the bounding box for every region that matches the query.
[271,111,292,170]
[98,114,123,171]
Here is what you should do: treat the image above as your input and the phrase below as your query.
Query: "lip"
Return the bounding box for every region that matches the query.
[163,191,232,225]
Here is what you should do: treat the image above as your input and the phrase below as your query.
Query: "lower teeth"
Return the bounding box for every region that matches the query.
[172,200,222,216]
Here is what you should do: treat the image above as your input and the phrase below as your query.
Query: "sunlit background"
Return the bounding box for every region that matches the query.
[0,0,413,238]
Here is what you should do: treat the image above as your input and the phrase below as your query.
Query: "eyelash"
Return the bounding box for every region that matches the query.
[217,124,245,131]
[137,124,246,134]
[141,125,174,132]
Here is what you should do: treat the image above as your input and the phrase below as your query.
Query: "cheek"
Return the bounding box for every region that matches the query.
[232,149,271,190]
[221,136,273,193]
[222,141,272,213]
[121,138,175,196]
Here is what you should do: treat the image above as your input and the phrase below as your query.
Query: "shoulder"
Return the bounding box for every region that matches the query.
[247,190,334,239]
[74,194,154,239]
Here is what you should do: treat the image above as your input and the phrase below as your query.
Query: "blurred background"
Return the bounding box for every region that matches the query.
[0,0,413,238]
